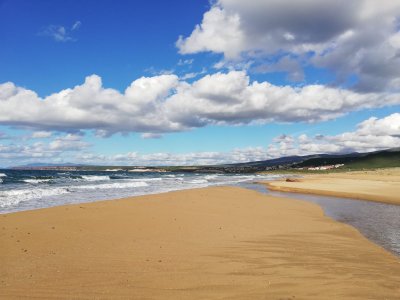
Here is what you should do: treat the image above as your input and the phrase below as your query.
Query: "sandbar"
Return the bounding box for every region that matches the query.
[264,168,400,205]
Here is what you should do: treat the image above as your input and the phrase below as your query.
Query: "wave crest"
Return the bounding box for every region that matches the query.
[0,188,69,208]
[81,175,111,181]
[74,181,149,190]
[23,179,52,184]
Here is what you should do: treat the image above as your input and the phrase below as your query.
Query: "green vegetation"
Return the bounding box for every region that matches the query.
[340,151,400,170]
[292,150,399,171]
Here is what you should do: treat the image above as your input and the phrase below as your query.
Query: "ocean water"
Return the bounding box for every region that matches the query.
[0,169,283,214]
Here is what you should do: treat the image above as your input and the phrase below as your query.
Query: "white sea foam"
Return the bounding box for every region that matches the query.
[140,178,162,182]
[188,179,208,184]
[23,179,52,184]
[74,181,149,190]
[81,175,111,181]
[0,173,6,177]
[204,174,221,181]
[0,172,285,212]
[0,187,69,208]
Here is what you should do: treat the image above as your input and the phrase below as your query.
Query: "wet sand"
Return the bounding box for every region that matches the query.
[264,168,400,205]
[1,186,399,299]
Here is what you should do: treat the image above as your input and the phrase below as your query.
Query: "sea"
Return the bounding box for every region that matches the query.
[0,169,283,214]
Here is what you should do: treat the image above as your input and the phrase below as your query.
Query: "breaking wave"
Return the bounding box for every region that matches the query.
[0,170,284,213]
[81,175,111,181]
[0,187,70,208]
[73,180,149,190]
[23,179,52,184]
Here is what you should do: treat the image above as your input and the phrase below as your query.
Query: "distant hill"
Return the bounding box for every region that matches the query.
[164,148,400,173]
[9,148,400,173]
[331,149,400,170]
[292,148,400,170]
[12,162,84,168]
[219,154,332,168]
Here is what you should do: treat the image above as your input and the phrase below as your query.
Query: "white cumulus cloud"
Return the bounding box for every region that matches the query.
[178,0,400,91]
[1,72,400,136]
[1,113,398,166]
[270,113,400,156]
[69,113,400,165]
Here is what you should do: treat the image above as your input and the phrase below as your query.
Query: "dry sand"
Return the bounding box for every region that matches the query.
[265,168,400,205]
[1,186,399,299]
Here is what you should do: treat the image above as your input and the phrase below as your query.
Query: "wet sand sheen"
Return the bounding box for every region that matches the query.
[242,182,400,256]
[1,186,399,299]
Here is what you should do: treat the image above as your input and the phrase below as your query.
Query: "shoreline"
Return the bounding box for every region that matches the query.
[1,186,399,299]
[264,181,400,205]
[0,172,279,215]
[262,168,400,206]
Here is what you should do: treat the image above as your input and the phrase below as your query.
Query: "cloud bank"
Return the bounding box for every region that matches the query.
[1,72,399,136]
[65,113,400,165]
[1,113,398,166]
[0,134,89,164]
[178,0,400,92]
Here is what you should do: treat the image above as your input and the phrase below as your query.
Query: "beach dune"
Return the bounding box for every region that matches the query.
[1,186,399,299]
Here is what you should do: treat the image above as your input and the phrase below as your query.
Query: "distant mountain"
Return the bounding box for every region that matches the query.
[12,162,85,168]
[216,153,360,169]
[219,154,326,168]
[8,148,400,172]
[294,148,400,170]
[294,149,400,170]
[215,148,400,171]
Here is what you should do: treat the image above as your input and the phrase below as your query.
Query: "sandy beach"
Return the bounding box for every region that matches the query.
[264,168,400,205]
[1,186,399,299]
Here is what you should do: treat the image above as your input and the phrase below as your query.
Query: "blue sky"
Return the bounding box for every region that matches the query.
[0,0,399,166]
[0,0,207,94]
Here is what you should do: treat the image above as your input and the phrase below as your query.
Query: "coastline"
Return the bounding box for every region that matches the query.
[1,186,399,299]
[263,168,400,205]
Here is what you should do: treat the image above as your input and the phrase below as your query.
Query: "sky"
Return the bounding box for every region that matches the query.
[0,0,400,167]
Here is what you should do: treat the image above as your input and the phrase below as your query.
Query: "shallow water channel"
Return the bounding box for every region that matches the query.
[237,182,400,257]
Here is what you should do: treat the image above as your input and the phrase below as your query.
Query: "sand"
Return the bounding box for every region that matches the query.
[1,186,399,299]
[264,168,400,205]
